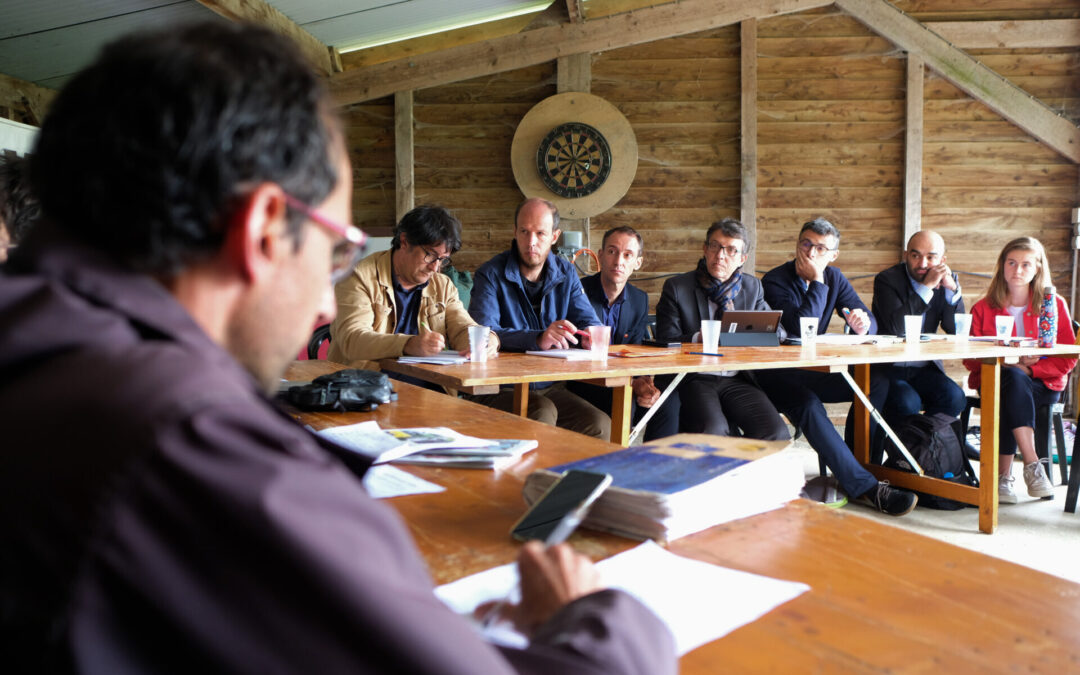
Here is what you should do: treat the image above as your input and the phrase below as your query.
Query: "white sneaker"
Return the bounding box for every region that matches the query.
[999,473,1018,504]
[1023,462,1054,499]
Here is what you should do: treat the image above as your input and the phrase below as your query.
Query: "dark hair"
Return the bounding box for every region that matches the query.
[392,205,462,254]
[0,155,40,243]
[705,218,748,253]
[29,21,338,276]
[600,226,643,256]
[799,217,840,242]
[514,197,560,231]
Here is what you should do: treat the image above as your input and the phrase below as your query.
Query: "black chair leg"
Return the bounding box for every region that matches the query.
[1051,407,1067,485]
[1034,405,1055,486]
[1066,425,1080,513]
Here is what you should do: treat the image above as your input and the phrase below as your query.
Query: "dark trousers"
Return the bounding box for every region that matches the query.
[678,373,790,440]
[880,363,966,424]
[756,368,889,499]
[997,367,1060,456]
[567,378,680,441]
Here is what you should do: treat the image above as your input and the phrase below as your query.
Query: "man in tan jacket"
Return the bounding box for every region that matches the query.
[328,205,497,371]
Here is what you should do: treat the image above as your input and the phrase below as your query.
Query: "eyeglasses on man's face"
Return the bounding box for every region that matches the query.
[420,245,452,269]
[798,239,837,256]
[283,194,367,284]
[705,241,742,258]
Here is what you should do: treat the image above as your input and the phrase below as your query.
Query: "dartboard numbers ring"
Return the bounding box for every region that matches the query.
[536,122,612,199]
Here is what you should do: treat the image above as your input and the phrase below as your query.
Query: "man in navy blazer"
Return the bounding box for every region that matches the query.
[569,226,679,440]
[758,217,918,516]
[655,218,788,440]
[872,230,966,438]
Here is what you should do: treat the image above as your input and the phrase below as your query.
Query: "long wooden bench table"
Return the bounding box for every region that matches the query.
[376,340,1080,533]
[285,360,1080,671]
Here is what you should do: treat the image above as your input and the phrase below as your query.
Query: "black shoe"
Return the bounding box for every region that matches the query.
[963,442,980,461]
[855,481,918,516]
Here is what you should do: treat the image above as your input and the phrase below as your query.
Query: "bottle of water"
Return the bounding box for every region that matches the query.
[1038,285,1056,348]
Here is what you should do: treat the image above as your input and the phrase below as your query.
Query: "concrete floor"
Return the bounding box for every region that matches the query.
[787,440,1080,584]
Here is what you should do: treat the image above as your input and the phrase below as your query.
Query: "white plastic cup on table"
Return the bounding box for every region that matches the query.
[904,315,923,345]
[953,313,972,341]
[468,324,489,363]
[588,325,611,361]
[799,316,819,345]
[700,319,722,354]
[994,315,1014,342]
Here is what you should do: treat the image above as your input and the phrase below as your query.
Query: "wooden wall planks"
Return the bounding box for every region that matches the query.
[345,1,1080,314]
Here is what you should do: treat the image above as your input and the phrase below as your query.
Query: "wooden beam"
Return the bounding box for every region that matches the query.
[565,0,585,24]
[836,0,1080,164]
[395,90,414,222]
[740,19,758,274]
[904,53,923,247]
[0,73,55,126]
[330,0,833,105]
[557,53,591,93]
[925,19,1080,49]
[196,0,334,75]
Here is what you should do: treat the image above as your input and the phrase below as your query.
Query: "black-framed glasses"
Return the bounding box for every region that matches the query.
[705,241,742,258]
[421,245,452,269]
[798,239,838,256]
[283,194,367,283]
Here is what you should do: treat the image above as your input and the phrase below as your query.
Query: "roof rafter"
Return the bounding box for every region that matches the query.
[330,0,833,105]
[196,0,337,74]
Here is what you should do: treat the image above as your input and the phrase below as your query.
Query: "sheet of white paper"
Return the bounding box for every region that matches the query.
[435,540,809,655]
[524,349,594,360]
[363,464,445,499]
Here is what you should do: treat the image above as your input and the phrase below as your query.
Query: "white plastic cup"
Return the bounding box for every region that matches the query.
[799,316,819,345]
[904,315,923,345]
[588,325,611,361]
[700,319,722,354]
[468,324,489,362]
[954,313,972,341]
[995,315,1015,342]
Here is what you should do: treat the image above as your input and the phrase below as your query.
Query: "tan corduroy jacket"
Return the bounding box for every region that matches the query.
[327,249,496,369]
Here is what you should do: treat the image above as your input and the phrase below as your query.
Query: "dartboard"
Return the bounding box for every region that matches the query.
[535,122,612,198]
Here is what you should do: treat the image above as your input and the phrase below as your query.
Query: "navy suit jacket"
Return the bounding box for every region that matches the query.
[872,262,963,337]
[580,273,649,345]
[762,260,876,336]
[655,267,772,343]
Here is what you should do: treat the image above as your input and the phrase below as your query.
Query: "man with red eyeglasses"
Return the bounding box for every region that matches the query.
[328,204,499,372]
[0,22,673,675]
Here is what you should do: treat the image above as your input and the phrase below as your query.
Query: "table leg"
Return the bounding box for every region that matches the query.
[852,363,871,464]
[979,359,1000,534]
[512,383,529,418]
[611,384,632,447]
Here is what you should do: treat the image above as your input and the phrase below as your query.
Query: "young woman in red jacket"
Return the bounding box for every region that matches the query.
[963,236,1077,503]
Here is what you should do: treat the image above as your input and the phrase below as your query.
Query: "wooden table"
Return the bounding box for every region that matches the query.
[378,340,1080,533]
[285,361,1080,672]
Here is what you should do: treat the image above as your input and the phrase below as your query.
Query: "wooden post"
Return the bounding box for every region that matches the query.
[904,53,924,250]
[557,53,592,253]
[740,19,758,273]
[395,90,414,223]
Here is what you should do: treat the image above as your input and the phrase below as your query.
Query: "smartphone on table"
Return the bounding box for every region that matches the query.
[511,470,612,542]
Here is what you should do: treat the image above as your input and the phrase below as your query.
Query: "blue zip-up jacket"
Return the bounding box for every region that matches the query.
[469,245,600,352]
[762,260,877,336]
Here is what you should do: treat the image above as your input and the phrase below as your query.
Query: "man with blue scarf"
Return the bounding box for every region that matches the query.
[655,218,789,440]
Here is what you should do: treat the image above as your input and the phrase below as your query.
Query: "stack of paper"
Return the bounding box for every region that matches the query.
[394,438,538,470]
[398,350,468,365]
[524,349,594,361]
[522,434,803,542]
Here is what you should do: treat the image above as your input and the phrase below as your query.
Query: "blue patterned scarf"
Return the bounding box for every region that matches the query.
[696,258,741,320]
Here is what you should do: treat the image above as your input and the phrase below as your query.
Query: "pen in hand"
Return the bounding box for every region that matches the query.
[479,501,592,629]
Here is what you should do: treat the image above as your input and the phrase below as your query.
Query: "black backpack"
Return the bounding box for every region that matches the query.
[884,413,978,510]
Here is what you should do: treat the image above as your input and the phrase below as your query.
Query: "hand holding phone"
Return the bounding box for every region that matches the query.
[511,469,612,542]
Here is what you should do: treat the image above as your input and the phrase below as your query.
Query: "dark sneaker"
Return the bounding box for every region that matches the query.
[855,481,917,516]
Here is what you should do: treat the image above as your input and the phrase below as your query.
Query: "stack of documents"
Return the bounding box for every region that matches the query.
[317,421,534,469]
[522,434,803,542]
[398,350,468,365]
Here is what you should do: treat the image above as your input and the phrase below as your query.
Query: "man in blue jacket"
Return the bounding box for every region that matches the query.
[757,217,918,516]
[569,225,679,440]
[469,197,610,439]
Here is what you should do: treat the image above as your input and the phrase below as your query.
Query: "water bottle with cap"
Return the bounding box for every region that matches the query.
[1038,285,1056,348]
